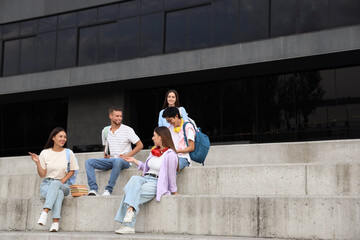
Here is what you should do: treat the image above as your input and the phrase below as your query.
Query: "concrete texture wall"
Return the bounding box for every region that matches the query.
[0,0,120,24]
[1,25,360,96]
[66,90,125,148]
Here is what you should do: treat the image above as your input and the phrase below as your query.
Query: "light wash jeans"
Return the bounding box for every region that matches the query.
[114,175,158,228]
[179,157,190,171]
[85,158,130,193]
[40,178,70,219]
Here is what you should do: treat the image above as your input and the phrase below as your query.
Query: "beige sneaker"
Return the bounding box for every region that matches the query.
[123,209,135,223]
[115,226,135,234]
[49,222,59,232]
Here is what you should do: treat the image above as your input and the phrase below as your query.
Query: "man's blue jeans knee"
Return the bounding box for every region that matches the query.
[85,158,130,193]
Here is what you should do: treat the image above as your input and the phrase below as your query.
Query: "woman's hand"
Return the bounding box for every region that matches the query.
[29,152,40,163]
[171,192,179,195]
[124,156,136,163]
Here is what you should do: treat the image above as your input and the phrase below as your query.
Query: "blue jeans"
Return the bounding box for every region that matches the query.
[114,175,157,228]
[179,157,190,171]
[40,178,70,219]
[85,158,130,193]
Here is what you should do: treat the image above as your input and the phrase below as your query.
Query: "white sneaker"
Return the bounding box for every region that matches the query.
[87,190,99,196]
[37,211,48,226]
[123,209,135,223]
[115,226,135,234]
[49,222,59,232]
[102,190,111,196]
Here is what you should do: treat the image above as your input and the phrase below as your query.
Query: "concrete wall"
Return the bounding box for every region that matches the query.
[0,0,120,24]
[66,90,125,148]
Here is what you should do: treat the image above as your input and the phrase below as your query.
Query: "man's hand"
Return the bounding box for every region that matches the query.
[104,153,110,158]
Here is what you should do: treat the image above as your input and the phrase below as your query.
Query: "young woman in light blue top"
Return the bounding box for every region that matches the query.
[158,89,188,127]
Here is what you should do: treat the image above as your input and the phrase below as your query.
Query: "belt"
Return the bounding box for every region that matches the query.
[144,173,158,178]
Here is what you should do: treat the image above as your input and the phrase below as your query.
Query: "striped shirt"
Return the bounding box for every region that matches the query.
[102,124,140,158]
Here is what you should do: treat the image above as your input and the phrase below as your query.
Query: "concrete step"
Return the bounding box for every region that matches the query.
[1,139,359,176]
[0,231,288,240]
[1,195,359,240]
[1,162,360,198]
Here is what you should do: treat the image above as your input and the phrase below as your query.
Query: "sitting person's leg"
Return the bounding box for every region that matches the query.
[85,158,113,193]
[115,176,157,233]
[179,157,190,171]
[105,158,130,194]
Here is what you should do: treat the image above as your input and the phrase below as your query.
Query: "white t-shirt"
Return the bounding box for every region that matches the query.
[169,124,195,161]
[39,148,79,179]
[147,154,165,176]
[102,124,140,158]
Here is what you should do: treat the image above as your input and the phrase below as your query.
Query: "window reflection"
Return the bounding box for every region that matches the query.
[58,12,77,29]
[329,0,360,28]
[213,0,239,46]
[37,32,56,71]
[78,26,97,66]
[165,10,186,52]
[188,5,211,50]
[119,0,140,18]
[140,13,163,57]
[20,37,37,74]
[141,0,163,14]
[270,0,297,37]
[39,16,57,32]
[239,0,269,42]
[20,20,38,36]
[98,23,117,63]
[78,8,97,26]
[299,0,329,32]
[3,40,20,76]
[2,23,20,39]
[57,28,77,68]
[118,17,139,60]
[98,4,118,22]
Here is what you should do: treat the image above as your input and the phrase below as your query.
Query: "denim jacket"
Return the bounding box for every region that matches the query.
[137,149,178,201]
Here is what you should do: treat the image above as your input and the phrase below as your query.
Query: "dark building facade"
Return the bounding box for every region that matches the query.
[0,0,360,157]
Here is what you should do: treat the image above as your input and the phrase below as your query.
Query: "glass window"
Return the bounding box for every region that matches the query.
[37,32,56,71]
[56,28,77,68]
[239,0,269,42]
[98,23,117,63]
[118,17,139,60]
[58,12,77,29]
[298,0,329,33]
[212,0,239,46]
[119,0,140,18]
[2,23,20,39]
[98,4,118,22]
[188,5,211,50]
[141,0,163,14]
[3,40,20,76]
[164,0,187,10]
[270,0,297,37]
[78,26,97,66]
[78,8,97,26]
[329,0,360,28]
[20,20,38,36]
[189,0,210,4]
[140,13,163,57]
[20,37,37,74]
[165,10,187,53]
[38,16,57,32]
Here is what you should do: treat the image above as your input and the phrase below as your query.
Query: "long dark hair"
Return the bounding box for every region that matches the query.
[44,127,67,149]
[154,126,176,152]
[162,89,181,109]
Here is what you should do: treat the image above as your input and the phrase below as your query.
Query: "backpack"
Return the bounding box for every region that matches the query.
[66,148,78,186]
[183,121,210,165]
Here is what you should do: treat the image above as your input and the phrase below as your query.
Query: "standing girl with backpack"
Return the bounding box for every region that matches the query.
[29,127,79,232]
[158,89,188,127]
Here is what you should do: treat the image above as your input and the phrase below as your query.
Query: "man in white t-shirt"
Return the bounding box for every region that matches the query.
[86,107,143,196]
[162,107,196,171]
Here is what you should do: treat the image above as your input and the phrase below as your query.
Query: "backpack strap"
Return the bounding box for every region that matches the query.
[103,126,111,141]
[182,121,196,147]
[66,148,70,172]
